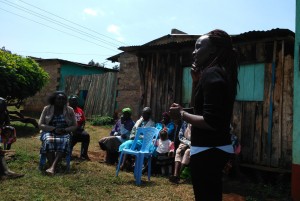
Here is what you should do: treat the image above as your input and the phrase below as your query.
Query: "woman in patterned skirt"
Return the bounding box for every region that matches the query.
[38,91,77,175]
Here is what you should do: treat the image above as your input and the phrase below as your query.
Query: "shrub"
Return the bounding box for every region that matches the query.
[90,115,114,126]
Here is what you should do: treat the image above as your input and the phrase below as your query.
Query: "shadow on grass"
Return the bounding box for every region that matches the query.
[11,122,40,138]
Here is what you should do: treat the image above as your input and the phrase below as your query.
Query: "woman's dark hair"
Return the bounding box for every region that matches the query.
[206,29,239,97]
[47,91,67,105]
[0,97,8,112]
[142,107,152,115]
[159,129,168,141]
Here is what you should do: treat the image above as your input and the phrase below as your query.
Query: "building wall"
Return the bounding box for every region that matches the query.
[115,53,141,121]
[64,72,117,118]
[23,60,61,114]
[59,64,106,90]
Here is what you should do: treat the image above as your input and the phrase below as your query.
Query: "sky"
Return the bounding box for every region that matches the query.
[0,0,296,68]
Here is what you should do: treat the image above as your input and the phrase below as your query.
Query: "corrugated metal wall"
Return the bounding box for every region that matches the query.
[64,72,117,118]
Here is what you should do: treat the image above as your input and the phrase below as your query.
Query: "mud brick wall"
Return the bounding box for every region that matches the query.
[23,60,61,114]
[115,53,141,121]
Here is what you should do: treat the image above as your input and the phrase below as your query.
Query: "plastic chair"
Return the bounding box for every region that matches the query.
[39,133,73,172]
[116,127,159,185]
[39,147,72,172]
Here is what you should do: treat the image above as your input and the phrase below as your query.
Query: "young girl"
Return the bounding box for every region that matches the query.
[0,98,16,150]
[154,129,175,176]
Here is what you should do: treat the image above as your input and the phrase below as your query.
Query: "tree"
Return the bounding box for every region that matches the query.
[0,49,49,107]
[88,59,95,66]
[112,65,120,70]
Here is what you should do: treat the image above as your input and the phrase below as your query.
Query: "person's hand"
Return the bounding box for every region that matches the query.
[169,103,183,120]
[191,64,201,83]
[168,151,174,157]
[55,128,66,135]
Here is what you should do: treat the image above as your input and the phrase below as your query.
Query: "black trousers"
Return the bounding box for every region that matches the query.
[72,130,90,157]
[190,148,232,201]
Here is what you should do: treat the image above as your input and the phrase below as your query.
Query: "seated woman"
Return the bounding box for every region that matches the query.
[155,112,175,141]
[99,108,135,164]
[118,107,155,170]
[68,95,90,160]
[0,97,16,150]
[38,91,77,175]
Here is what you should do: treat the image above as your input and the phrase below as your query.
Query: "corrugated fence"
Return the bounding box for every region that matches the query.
[64,72,117,118]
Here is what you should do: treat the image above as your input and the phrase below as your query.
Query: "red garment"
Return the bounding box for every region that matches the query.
[73,107,86,127]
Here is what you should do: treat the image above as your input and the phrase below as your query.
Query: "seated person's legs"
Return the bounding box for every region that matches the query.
[72,130,90,159]
[0,149,24,179]
[41,132,71,174]
[169,143,188,183]
[180,149,191,179]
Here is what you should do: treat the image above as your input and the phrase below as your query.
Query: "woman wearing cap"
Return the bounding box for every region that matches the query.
[99,108,135,164]
[118,107,155,170]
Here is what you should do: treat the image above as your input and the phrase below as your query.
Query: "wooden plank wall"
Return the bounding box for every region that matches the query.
[232,49,293,169]
[139,52,183,121]
[64,72,117,118]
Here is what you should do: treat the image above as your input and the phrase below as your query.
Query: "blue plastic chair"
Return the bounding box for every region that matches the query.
[116,127,159,185]
[39,147,72,172]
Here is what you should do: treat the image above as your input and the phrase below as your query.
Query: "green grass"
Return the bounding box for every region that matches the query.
[1,121,291,201]
[1,122,195,201]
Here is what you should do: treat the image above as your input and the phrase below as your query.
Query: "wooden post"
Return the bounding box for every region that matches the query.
[292,1,300,200]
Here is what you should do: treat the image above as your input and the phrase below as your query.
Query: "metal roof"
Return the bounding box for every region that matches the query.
[32,57,118,72]
[107,28,295,61]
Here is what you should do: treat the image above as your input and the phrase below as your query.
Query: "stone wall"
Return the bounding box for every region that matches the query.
[115,53,141,121]
[23,60,61,114]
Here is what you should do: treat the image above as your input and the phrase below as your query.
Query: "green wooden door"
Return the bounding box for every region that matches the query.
[182,67,192,107]
[236,63,265,101]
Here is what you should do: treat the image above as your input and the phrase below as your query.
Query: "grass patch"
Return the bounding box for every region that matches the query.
[0,121,291,201]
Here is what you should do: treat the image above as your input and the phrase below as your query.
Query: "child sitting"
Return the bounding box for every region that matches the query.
[154,129,175,176]
[0,126,16,150]
[0,98,16,150]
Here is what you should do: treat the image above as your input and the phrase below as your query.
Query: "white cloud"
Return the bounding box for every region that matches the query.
[107,24,121,36]
[116,36,125,42]
[83,8,98,16]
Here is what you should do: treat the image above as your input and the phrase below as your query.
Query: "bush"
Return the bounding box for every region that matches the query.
[90,115,114,126]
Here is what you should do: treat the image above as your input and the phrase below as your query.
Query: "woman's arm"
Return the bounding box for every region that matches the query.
[169,103,214,130]
[65,108,77,133]
[38,106,55,132]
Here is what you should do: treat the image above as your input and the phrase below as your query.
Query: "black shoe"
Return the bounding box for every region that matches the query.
[169,175,180,184]
[80,155,90,161]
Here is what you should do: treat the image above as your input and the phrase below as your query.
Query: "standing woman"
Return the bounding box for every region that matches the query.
[169,29,239,201]
[39,91,77,175]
